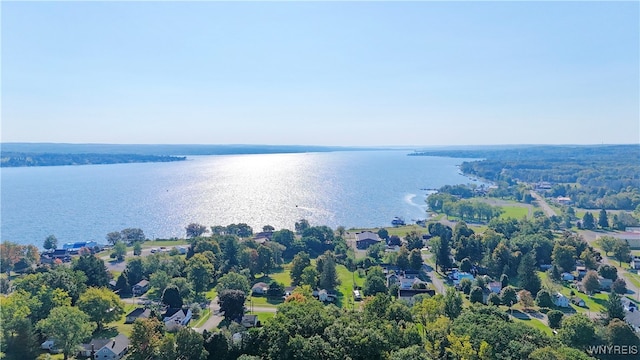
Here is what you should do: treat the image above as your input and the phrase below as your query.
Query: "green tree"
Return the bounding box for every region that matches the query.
[218,289,246,320]
[582,212,595,230]
[552,243,576,272]
[517,252,541,295]
[121,227,146,243]
[535,289,553,308]
[582,270,600,294]
[469,286,484,303]
[500,286,517,306]
[598,264,618,280]
[459,258,472,273]
[409,249,423,270]
[125,257,145,285]
[216,272,250,296]
[162,284,184,308]
[72,254,110,288]
[487,293,501,306]
[133,242,143,256]
[257,245,275,275]
[377,228,389,241]
[613,239,631,266]
[43,234,58,251]
[186,223,208,238]
[77,287,125,331]
[37,306,95,360]
[290,252,311,285]
[295,219,310,234]
[112,241,127,261]
[604,291,625,323]
[598,236,617,256]
[363,266,387,296]
[175,327,209,360]
[405,230,424,251]
[319,254,338,290]
[187,254,215,295]
[115,272,131,296]
[547,310,564,329]
[605,319,640,349]
[106,231,122,245]
[157,334,177,360]
[396,246,410,269]
[150,270,171,294]
[612,278,627,294]
[598,209,609,229]
[300,266,319,288]
[444,288,463,319]
[557,314,595,350]
[129,317,164,360]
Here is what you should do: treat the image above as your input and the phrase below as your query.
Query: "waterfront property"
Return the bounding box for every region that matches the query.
[355,231,382,249]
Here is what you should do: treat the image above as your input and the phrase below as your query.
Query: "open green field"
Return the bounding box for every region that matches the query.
[498,206,530,220]
[512,315,553,336]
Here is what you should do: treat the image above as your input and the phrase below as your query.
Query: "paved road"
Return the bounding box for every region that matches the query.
[530,191,557,217]
[421,251,447,295]
[193,297,224,334]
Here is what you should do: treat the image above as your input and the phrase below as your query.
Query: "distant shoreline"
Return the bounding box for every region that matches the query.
[0,152,187,168]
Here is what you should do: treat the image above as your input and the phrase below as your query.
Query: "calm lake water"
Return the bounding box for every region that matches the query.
[1,150,478,247]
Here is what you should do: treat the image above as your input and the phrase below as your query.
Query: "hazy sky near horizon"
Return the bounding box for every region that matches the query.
[2,1,639,146]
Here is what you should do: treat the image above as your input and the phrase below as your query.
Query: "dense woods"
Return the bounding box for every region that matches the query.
[0,152,186,167]
[411,145,640,210]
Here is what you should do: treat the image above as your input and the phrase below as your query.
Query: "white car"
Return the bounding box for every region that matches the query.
[41,340,62,353]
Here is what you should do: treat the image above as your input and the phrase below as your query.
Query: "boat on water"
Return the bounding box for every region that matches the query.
[392,217,405,226]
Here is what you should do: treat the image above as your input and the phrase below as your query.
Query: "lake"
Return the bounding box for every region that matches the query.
[1,150,479,246]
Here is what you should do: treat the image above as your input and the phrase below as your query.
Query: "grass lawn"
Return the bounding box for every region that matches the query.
[248,295,283,307]
[512,315,554,336]
[499,206,530,220]
[193,308,211,328]
[205,287,218,300]
[142,239,189,247]
[267,265,292,286]
[251,311,275,324]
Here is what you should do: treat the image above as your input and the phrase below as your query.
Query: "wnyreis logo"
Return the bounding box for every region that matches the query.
[587,345,639,356]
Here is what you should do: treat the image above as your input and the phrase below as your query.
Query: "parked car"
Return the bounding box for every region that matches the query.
[41,339,62,354]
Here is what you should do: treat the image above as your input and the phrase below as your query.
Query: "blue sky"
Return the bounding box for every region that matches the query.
[2,1,638,146]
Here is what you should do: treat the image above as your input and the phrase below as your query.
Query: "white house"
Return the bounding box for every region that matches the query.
[251,282,269,295]
[553,293,570,308]
[80,334,129,360]
[488,281,502,294]
[631,258,640,270]
[163,308,192,331]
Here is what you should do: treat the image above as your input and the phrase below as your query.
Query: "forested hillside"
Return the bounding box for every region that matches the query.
[411,145,640,210]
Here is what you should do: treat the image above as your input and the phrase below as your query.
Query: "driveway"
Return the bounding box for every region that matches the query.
[192,297,224,334]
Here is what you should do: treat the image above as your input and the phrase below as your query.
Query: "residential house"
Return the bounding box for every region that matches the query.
[398,288,435,304]
[80,334,129,360]
[553,293,570,308]
[631,257,640,271]
[599,277,613,291]
[451,271,474,286]
[163,308,192,331]
[561,272,575,281]
[241,314,258,328]
[132,280,150,296]
[42,249,71,263]
[572,297,586,307]
[313,289,336,303]
[355,231,382,250]
[124,308,151,324]
[251,282,269,295]
[576,266,587,279]
[556,197,572,205]
[488,281,502,294]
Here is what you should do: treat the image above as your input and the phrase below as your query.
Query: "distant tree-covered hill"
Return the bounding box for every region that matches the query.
[410,144,640,210]
[0,152,186,167]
